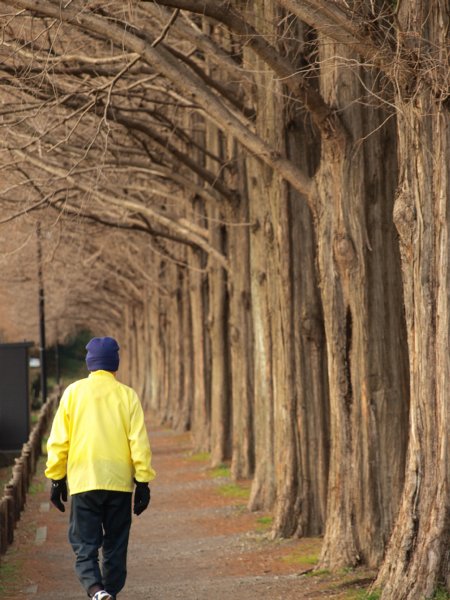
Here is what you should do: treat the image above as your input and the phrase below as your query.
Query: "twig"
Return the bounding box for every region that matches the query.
[151,8,180,47]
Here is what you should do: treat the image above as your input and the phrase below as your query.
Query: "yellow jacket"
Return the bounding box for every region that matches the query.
[45,370,156,494]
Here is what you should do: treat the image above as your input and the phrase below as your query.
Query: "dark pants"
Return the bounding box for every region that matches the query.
[68,490,132,597]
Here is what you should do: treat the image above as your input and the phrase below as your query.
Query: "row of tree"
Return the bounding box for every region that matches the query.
[0,2,448,598]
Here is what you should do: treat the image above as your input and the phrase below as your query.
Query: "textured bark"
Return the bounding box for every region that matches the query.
[204,104,231,466]
[163,263,183,427]
[208,204,231,466]
[317,38,409,568]
[245,5,278,510]
[375,6,450,596]
[228,161,254,481]
[377,103,449,600]
[176,267,194,432]
[247,169,276,509]
[286,81,330,536]
[203,20,254,477]
[148,264,165,414]
[122,304,133,388]
[131,304,144,398]
[189,248,210,452]
[141,285,152,409]
[246,2,301,522]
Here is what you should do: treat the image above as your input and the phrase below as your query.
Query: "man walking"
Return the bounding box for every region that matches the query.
[45,336,156,600]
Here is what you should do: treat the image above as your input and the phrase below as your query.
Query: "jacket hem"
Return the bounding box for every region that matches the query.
[69,485,134,495]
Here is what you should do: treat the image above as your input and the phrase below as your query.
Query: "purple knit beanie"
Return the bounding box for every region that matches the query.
[85,337,120,372]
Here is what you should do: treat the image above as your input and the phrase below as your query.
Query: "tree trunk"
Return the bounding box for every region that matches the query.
[317,38,409,568]
[163,262,183,427]
[141,284,152,409]
[227,151,254,481]
[189,246,210,452]
[204,108,231,466]
[122,303,133,388]
[244,4,279,509]
[176,266,193,431]
[286,93,330,536]
[208,205,231,466]
[376,6,450,595]
[148,262,164,414]
[377,101,449,600]
[247,163,276,509]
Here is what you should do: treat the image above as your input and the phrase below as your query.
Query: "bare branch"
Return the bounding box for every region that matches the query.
[15,149,230,269]
[145,0,345,141]
[9,0,313,199]
[151,7,180,47]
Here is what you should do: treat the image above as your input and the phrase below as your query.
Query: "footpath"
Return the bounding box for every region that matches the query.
[0,422,375,600]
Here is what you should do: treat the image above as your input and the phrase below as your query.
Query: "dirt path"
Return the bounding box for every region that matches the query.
[0,424,375,599]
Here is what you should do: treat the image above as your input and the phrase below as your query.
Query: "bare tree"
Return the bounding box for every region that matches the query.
[0,2,449,598]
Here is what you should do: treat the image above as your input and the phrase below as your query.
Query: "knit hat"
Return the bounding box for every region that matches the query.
[85,337,120,372]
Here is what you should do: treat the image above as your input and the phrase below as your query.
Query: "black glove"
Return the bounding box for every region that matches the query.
[133,481,151,516]
[50,477,68,512]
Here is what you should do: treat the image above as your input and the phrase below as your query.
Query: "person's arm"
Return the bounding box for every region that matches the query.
[129,392,156,484]
[45,393,70,481]
[45,391,70,512]
[129,393,156,515]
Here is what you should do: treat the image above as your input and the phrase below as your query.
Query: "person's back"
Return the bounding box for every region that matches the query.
[45,337,156,600]
[58,370,150,495]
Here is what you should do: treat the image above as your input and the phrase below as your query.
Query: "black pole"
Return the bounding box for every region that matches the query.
[36,222,47,404]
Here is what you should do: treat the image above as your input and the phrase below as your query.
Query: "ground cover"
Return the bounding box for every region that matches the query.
[0,425,383,599]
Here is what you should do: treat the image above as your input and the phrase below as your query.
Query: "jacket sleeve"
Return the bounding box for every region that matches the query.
[44,392,70,481]
[129,392,156,483]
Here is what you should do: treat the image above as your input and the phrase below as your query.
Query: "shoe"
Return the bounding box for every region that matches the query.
[92,592,113,600]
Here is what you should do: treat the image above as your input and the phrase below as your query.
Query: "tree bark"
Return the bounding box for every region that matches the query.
[176,266,194,431]
[375,6,450,596]
[148,262,165,414]
[285,57,330,535]
[316,37,409,568]
[208,202,231,466]
[246,2,298,518]
[141,283,153,409]
[189,246,210,452]
[227,151,254,481]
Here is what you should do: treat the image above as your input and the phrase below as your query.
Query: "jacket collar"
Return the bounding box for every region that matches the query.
[88,370,117,379]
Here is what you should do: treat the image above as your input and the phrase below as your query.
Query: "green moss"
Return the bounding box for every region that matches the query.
[329,571,379,599]
[255,515,273,531]
[336,580,449,600]
[188,452,210,462]
[209,465,231,478]
[283,551,319,566]
[343,589,381,600]
[29,480,45,495]
[0,562,18,578]
[431,588,450,600]
[365,593,382,600]
[218,483,250,499]
[0,558,21,593]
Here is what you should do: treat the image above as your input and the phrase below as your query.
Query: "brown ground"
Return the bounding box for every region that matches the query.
[0,423,376,599]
